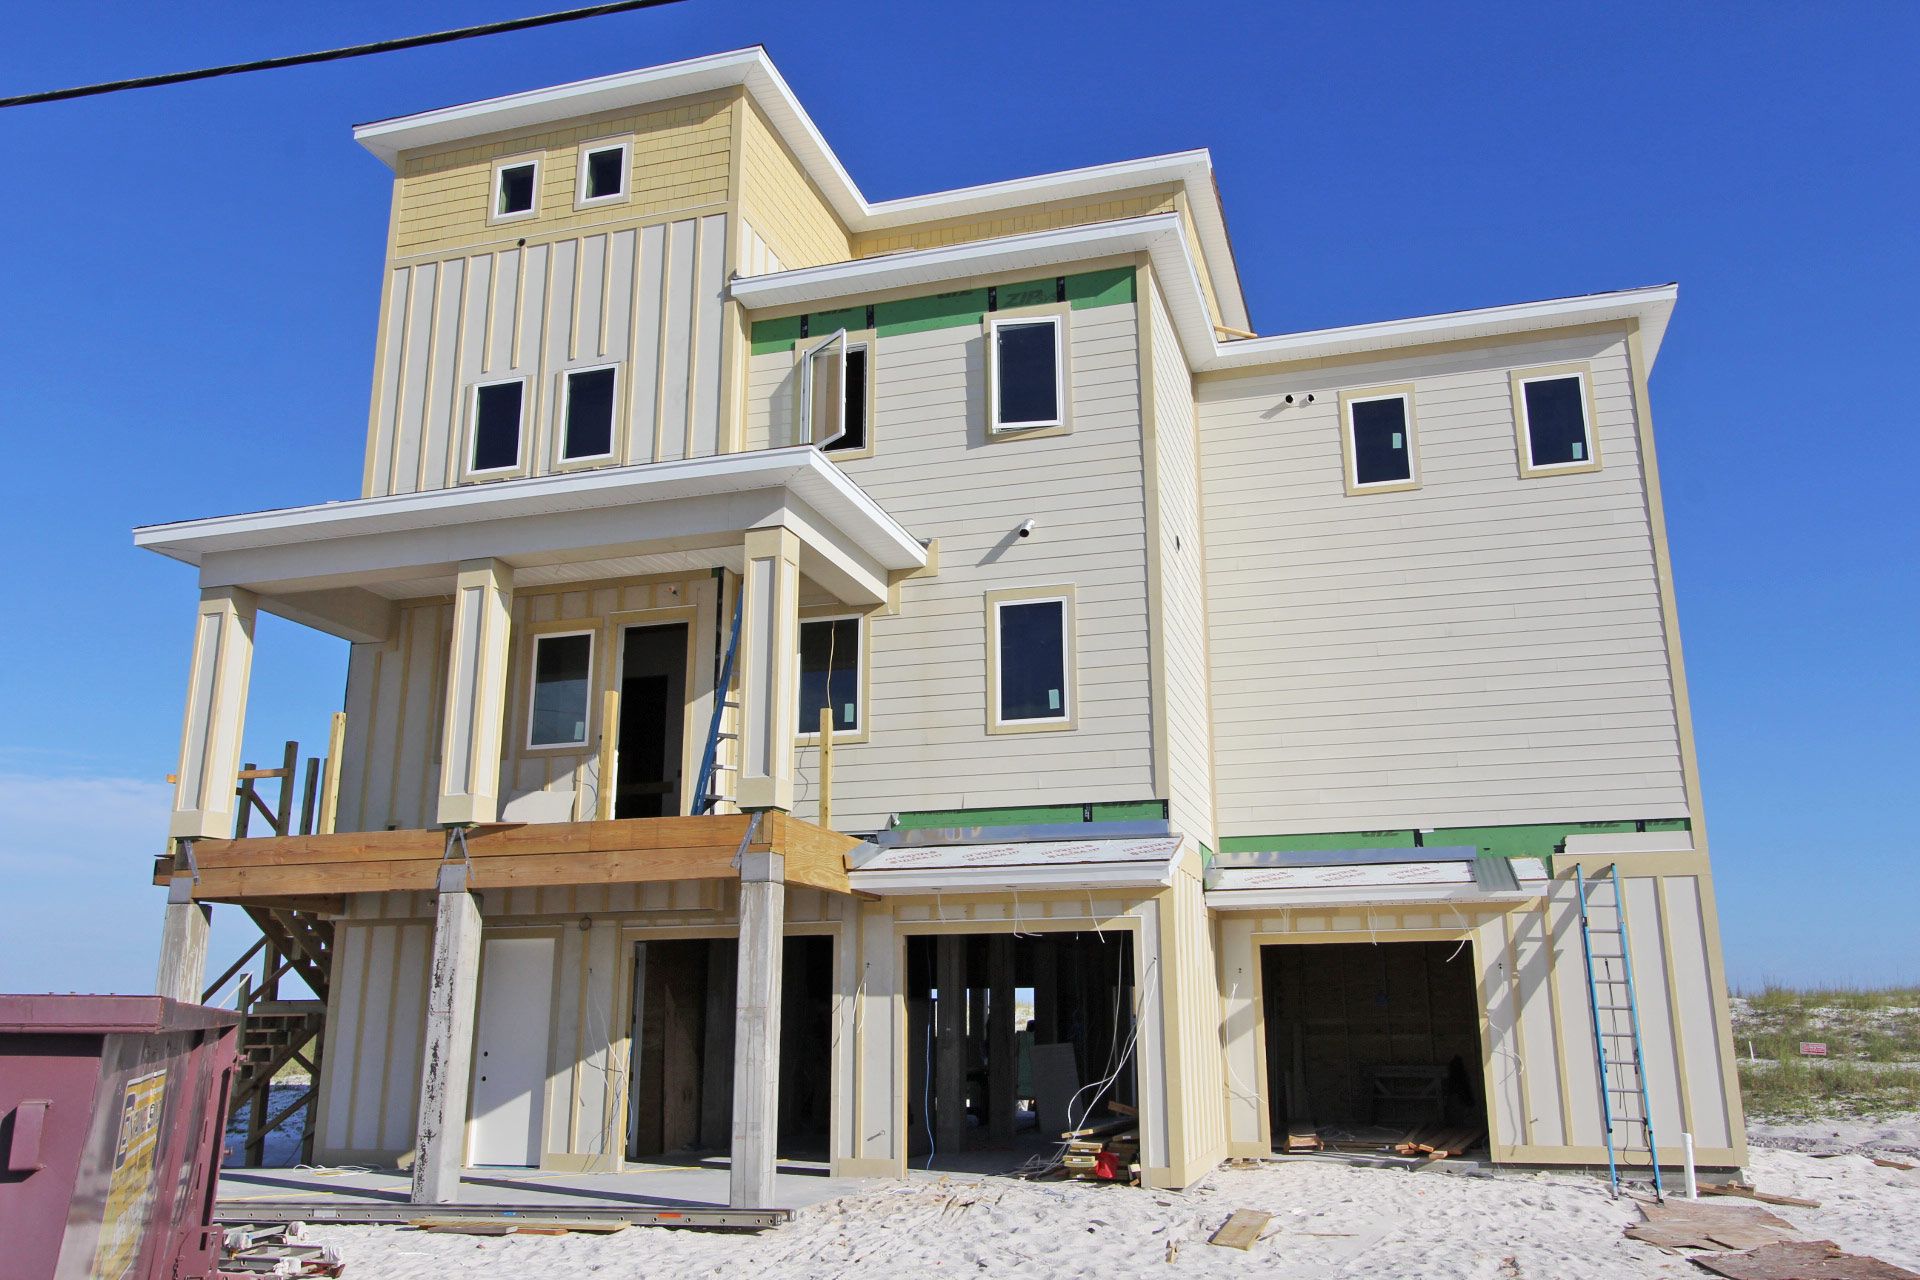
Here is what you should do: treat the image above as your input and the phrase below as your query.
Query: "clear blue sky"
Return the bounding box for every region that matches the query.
[0,3,1913,993]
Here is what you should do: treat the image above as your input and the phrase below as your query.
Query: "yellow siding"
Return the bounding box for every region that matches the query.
[1172,191,1225,327]
[738,96,851,268]
[392,93,734,258]
[853,188,1178,259]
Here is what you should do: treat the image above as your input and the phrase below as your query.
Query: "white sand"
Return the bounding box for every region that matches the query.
[298,1120,1920,1279]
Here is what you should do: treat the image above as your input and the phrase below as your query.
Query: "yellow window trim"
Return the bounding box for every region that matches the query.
[984,584,1078,736]
[795,606,871,746]
[1511,362,1603,478]
[983,301,1073,443]
[1337,382,1422,496]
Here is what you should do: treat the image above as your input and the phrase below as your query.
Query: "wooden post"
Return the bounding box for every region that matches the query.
[596,689,621,821]
[989,935,1016,1146]
[817,707,833,829]
[154,866,211,1003]
[413,863,484,1205]
[935,935,967,1157]
[234,766,255,838]
[1033,936,1059,1043]
[318,711,346,835]
[730,851,785,1208]
[700,939,738,1151]
[272,740,299,836]
[298,757,320,835]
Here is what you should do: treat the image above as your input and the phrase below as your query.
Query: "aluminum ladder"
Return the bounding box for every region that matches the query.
[1575,863,1664,1199]
[691,586,744,813]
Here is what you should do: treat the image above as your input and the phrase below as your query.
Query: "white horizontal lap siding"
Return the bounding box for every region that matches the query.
[757,299,1154,830]
[1197,331,1686,835]
[364,215,727,495]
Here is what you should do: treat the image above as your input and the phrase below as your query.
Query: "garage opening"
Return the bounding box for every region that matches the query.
[624,935,834,1165]
[1261,940,1488,1158]
[904,930,1140,1176]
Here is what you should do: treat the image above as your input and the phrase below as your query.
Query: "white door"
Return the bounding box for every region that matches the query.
[468,935,555,1166]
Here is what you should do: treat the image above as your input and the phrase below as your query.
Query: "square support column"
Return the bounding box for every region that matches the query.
[736,527,800,813]
[413,863,484,1205]
[170,587,257,840]
[437,559,514,826]
[730,851,785,1209]
[154,871,211,1002]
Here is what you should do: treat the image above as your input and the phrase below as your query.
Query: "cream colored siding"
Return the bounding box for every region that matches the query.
[1170,191,1224,328]
[1197,330,1688,836]
[313,915,431,1163]
[852,188,1178,259]
[365,214,730,497]
[738,221,783,276]
[1161,856,1228,1179]
[336,603,449,833]
[748,295,1156,831]
[738,98,850,269]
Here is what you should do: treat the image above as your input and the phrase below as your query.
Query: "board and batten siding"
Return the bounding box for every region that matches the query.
[363,214,730,497]
[745,283,1156,830]
[1196,329,1688,837]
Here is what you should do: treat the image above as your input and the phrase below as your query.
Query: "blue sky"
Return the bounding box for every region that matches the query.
[0,3,1913,993]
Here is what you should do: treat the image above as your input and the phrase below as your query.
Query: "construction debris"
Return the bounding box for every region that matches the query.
[1392,1124,1486,1158]
[218,1222,344,1276]
[1624,1200,1800,1253]
[1688,1240,1920,1280]
[1699,1183,1822,1209]
[1207,1209,1272,1251]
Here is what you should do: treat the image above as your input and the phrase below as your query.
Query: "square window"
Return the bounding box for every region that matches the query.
[991,317,1062,430]
[529,632,593,748]
[1519,373,1596,471]
[583,145,625,201]
[469,380,524,473]
[798,617,861,734]
[495,161,538,218]
[561,366,617,460]
[994,597,1070,725]
[1346,393,1415,489]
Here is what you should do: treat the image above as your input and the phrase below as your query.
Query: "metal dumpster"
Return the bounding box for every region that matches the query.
[0,995,239,1280]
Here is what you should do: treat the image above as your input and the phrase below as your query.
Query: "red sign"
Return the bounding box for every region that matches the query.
[1799,1042,1829,1057]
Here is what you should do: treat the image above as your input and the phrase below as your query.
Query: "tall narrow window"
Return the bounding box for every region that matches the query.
[990,594,1073,730]
[493,159,539,220]
[576,140,629,206]
[1514,369,1599,474]
[798,616,861,735]
[1341,388,1418,493]
[989,315,1064,432]
[469,379,525,474]
[826,344,868,453]
[561,366,618,460]
[528,632,593,748]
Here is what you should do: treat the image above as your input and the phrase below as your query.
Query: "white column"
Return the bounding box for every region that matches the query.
[154,871,211,1002]
[730,851,785,1208]
[437,559,514,826]
[170,587,257,840]
[413,864,484,1204]
[736,527,800,813]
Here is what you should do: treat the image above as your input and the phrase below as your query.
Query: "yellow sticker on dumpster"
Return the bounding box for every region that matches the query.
[92,1068,168,1280]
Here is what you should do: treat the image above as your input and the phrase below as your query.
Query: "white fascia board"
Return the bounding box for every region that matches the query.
[849,863,1177,896]
[1561,832,1696,855]
[1204,886,1538,911]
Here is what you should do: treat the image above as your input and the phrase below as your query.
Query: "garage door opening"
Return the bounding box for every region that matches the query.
[1261,941,1487,1158]
[905,930,1140,1176]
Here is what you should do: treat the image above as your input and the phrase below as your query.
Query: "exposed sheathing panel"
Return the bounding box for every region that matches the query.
[390,93,733,258]
[738,97,850,269]
[852,188,1178,259]
[365,213,730,497]
[1160,855,1228,1182]
[313,918,432,1163]
[1197,330,1687,836]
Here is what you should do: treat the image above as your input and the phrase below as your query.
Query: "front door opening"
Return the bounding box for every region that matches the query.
[1261,940,1488,1158]
[615,622,688,818]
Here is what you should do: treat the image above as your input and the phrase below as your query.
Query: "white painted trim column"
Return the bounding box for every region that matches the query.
[414,862,484,1204]
[736,527,799,813]
[170,586,257,840]
[730,851,785,1208]
[437,559,514,826]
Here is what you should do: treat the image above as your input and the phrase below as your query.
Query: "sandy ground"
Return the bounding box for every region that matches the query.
[295,1116,1920,1279]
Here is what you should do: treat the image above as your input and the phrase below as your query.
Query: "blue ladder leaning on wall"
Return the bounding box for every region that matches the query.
[1576,863,1665,1200]
[692,585,745,814]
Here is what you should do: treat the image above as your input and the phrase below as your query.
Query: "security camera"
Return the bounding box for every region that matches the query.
[1283,392,1316,405]
[1017,519,1036,538]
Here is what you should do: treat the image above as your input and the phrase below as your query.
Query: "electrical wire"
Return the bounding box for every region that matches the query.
[0,0,689,110]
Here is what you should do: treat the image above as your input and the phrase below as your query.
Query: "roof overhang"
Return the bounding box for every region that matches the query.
[134,447,925,641]
[848,824,1182,895]
[1204,847,1549,911]
[351,47,1249,331]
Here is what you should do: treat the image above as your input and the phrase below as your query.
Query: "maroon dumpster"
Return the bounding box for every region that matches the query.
[0,995,239,1280]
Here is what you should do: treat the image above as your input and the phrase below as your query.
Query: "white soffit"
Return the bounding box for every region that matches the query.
[1205,856,1548,910]
[848,836,1182,895]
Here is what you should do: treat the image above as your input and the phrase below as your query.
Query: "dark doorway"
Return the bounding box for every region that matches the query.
[615,623,687,818]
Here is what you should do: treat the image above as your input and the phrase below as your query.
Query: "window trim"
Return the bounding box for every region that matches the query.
[791,329,877,461]
[985,585,1078,734]
[489,155,542,224]
[984,302,1072,441]
[463,376,530,481]
[794,608,870,745]
[1337,384,1421,496]
[573,137,632,210]
[554,363,622,468]
[1511,363,1603,478]
[524,628,597,752]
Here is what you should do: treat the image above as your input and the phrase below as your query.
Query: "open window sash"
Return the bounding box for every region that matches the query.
[799,329,848,449]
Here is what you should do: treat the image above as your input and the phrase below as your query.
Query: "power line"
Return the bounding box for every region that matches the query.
[0,0,690,110]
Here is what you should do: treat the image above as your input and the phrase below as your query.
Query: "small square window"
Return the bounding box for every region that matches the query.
[992,596,1071,727]
[528,632,593,748]
[561,366,618,461]
[494,160,538,219]
[577,141,629,207]
[990,316,1063,431]
[469,380,525,474]
[798,616,861,734]
[1342,390,1417,492]
[1514,369,1600,475]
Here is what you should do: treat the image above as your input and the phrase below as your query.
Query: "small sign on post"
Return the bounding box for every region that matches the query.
[1799,1042,1828,1057]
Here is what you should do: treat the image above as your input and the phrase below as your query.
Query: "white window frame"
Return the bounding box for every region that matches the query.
[1338,385,1421,496]
[465,376,529,479]
[985,304,1071,439]
[490,156,541,224]
[557,363,622,465]
[1511,364,1602,478]
[573,137,631,210]
[797,329,849,449]
[525,629,596,751]
[986,587,1077,734]
[794,611,867,744]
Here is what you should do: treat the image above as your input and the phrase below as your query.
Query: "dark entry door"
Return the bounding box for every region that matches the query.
[616,623,688,818]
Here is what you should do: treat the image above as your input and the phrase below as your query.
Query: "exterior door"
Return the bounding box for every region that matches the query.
[468,935,554,1166]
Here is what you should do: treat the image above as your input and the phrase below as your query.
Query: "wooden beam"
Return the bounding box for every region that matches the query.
[817,707,833,830]
[318,712,346,835]
[595,689,620,822]
[989,935,1016,1146]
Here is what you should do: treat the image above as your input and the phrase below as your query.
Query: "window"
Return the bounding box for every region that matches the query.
[492,158,539,221]
[528,631,593,749]
[1512,366,1601,476]
[797,616,861,737]
[575,139,629,207]
[988,313,1066,433]
[1339,387,1419,494]
[468,379,526,474]
[797,329,874,456]
[560,366,618,461]
[830,345,868,452]
[987,589,1076,732]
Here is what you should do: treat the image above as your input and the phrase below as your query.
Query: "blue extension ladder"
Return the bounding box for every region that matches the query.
[1575,864,1664,1199]
[691,585,744,814]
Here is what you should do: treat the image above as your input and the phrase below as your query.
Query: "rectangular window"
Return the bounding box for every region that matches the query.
[576,140,629,206]
[528,632,593,748]
[493,159,539,220]
[989,315,1063,431]
[469,379,525,474]
[1513,368,1600,475]
[826,344,868,453]
[561,366,618,461]
[1341,389,1417,492]
[992,596,1071,726]
[797,616,861,735]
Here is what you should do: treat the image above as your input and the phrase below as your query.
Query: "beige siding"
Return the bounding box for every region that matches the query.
[853,188,1178,259]
[1161,855,1228,1181]
[1197,330,1688,836]
[738,98,850,269]
[313,915,431,1163]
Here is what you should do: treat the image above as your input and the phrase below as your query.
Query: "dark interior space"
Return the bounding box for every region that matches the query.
[1261,941,1488,1155]
[615,623,687,819]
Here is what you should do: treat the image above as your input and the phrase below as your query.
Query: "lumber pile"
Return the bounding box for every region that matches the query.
[1392,1123,1486,1158]
[1057,1110,1141,1184]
